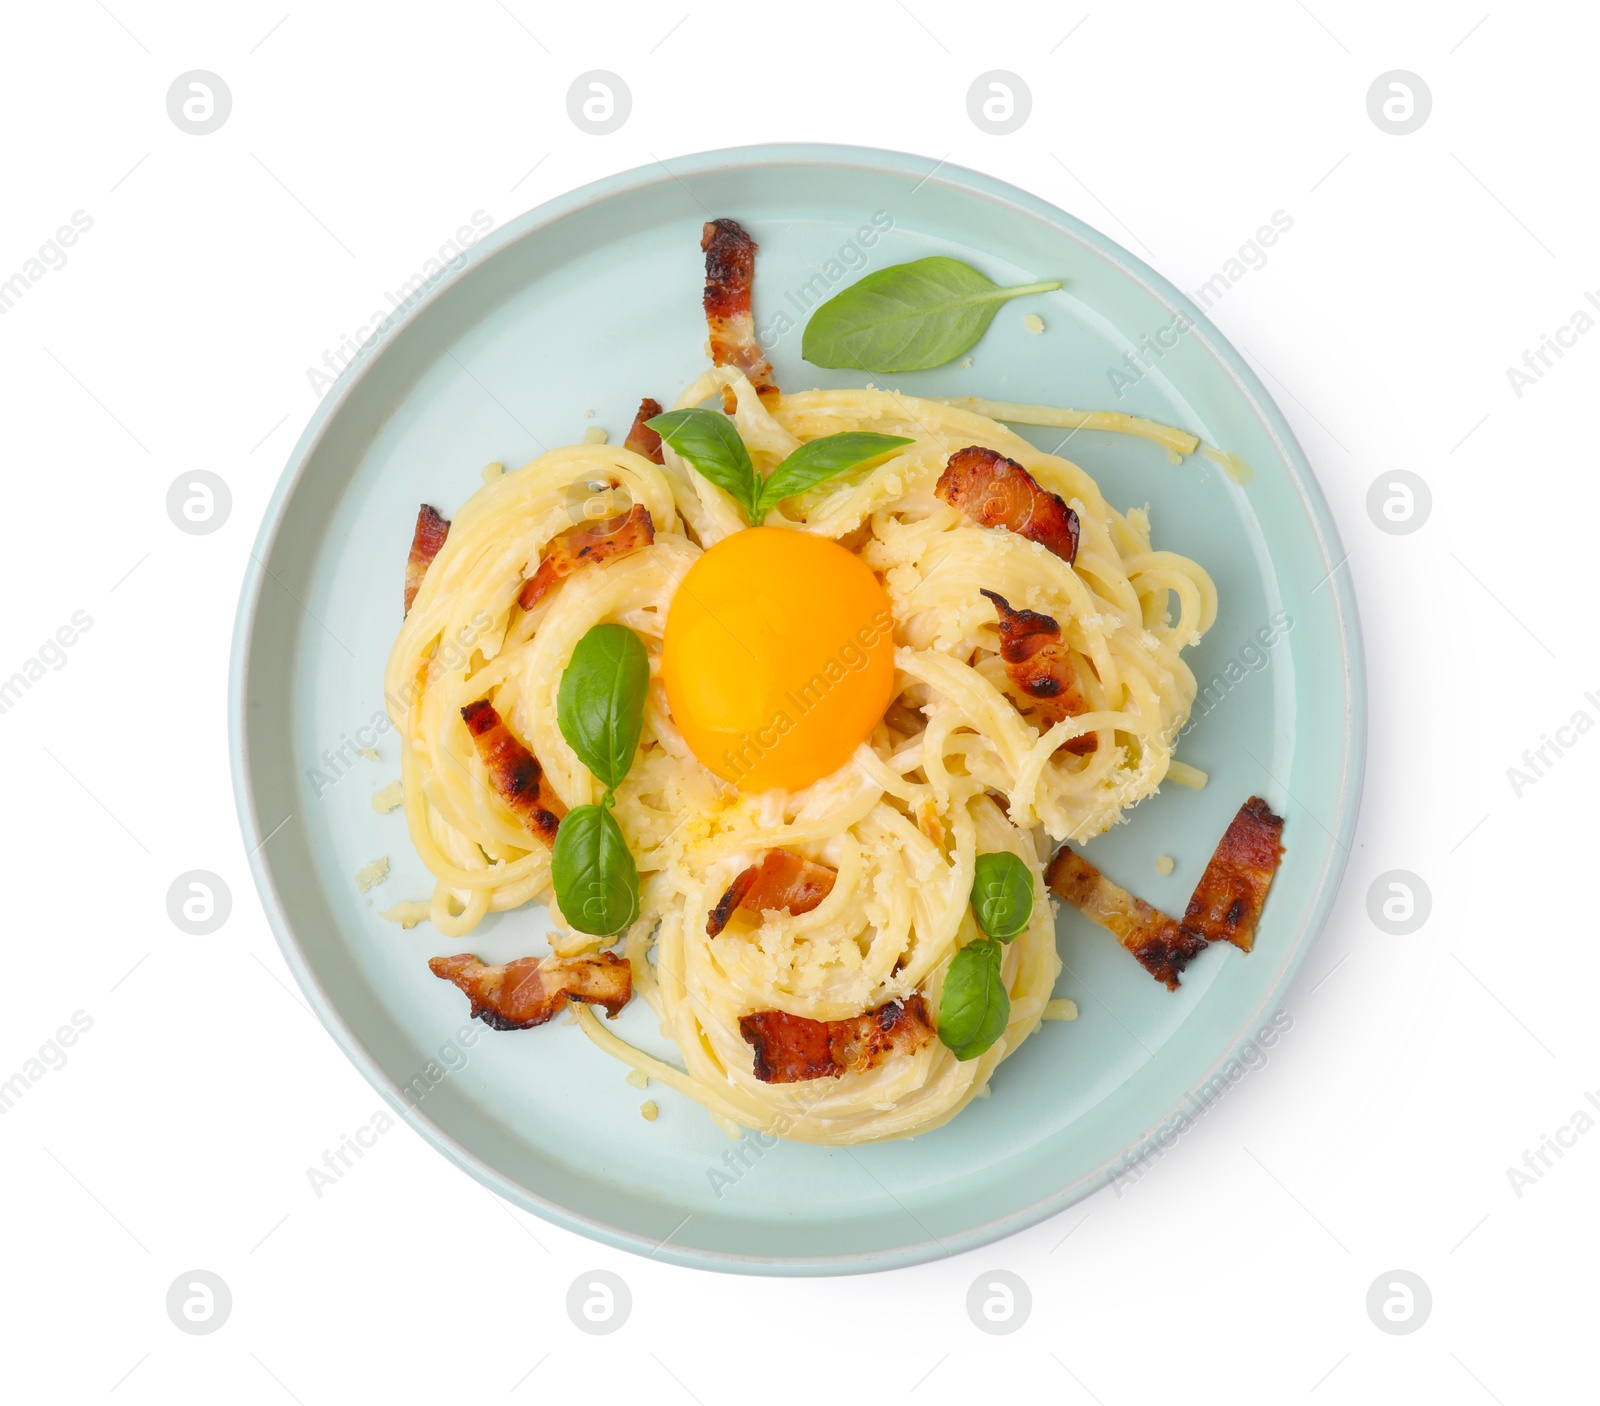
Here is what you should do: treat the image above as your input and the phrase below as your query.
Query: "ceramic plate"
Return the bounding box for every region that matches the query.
[230,143,1364,1274]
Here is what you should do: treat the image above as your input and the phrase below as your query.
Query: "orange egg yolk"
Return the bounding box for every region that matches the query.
[661,527,896,792]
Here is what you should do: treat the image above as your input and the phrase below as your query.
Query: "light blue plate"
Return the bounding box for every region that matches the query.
[231,144,1364,1274]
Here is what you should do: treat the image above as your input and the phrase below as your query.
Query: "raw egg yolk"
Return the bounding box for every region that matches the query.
[661,527,896,792]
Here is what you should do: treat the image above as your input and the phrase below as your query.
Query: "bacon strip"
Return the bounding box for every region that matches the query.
[1045,847,1203,991]
[702,219,778,413]
[1177,797,1285,953]
[459,699,565,846]
[706,849,838,937]
[740,995,934,1083]
[404,504,450,615]
[935,446,1080,565]
[623,397,666,464]
[429,952,631,1031]
[982,589,1097,755]
[517,502,655,610]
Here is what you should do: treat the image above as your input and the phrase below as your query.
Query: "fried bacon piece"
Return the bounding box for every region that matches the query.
[429,952,631,1031]
[624,397,666,464]
[516,502,655,610]
[404,504,450,615]
[981,589,1097,755]
[706,849,838,937]
[1046,846,1204,991]
[935,446,1080,565]
[702,218,778,413]
[459,699,565,846]
[740,995,934,1083]
[1177,797,1286,953]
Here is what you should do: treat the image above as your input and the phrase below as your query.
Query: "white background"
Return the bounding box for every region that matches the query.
[1,0,1594,1400]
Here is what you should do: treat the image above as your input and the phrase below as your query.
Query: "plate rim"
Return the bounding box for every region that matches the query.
[229,141,1367,1276]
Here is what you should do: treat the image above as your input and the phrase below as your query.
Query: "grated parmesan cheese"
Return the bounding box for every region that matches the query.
[355,857,389,893]
[1043,998,1079,1021]
[371,780,404,814]
[626,1069,649,1090]
[1022,312,1045,335]
[1154,854,1174,876]
[640,1101,658,1122]
[582,425,609,445]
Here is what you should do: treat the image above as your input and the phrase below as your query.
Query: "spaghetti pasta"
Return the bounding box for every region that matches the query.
[384,365,1215,1145]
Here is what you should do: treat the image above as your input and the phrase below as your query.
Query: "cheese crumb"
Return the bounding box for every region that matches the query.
[355,857,389,893]
[640,1100,658,1122]
[481,460,504,483]
[626,1069,649,1090]
[380,901,428,929]
[582,425,609,445]
[1166,761,1209,790]
[356,746,380,762]
[1154,854,1175,876]
[583,408,596,419]
[1043,998,1079,1021]
[1023,312,1045,335]
[957,356,974,369]
[371,780,404,814]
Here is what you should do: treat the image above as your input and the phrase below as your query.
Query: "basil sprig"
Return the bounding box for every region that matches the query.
[971,851,1034,940]
[801,256,1061,373]
[938,939,1009,1061]
[557,623,648,791]
[647,408,908,525]
[552,623,649,936]
[937,850,1037,1060]
[551,804,640,937]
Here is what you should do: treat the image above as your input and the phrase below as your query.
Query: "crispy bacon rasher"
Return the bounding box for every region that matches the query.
[404,504,450,615]
[740,995,934,1084]
[459,699,565,847]
[1177,797,1286,953]
[981,589,1097,755]
[429,952,631,1030]
[517,502,656,610]
[623,397,666,464]
[706,849,838,937]
[1046,846,1203,991]
[935,446,1080,565]
[702,218,778,413]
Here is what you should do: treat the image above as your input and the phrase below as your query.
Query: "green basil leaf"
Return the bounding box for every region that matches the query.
[551,803,640,936]
[971,851,1034,941]
[937,938,1010,1061]
[753,432,913,522]
[557,623,649,793]
[801,257,1061,373]
[646,407,757,520]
